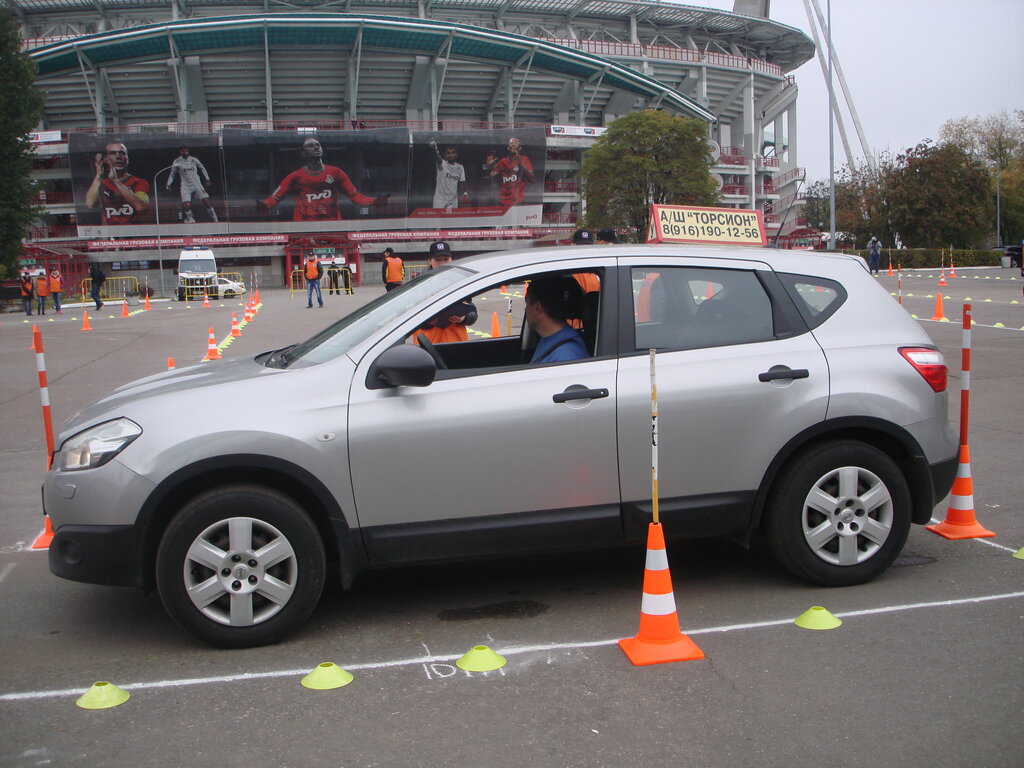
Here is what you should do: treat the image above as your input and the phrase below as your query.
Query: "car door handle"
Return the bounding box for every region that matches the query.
[758,367,810,382]
[553,387,610,403]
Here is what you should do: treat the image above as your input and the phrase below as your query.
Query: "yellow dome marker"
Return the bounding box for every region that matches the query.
[456,645,507,672]
[794,606,842,630]
[300,662,354,690]
[76,681,130,709]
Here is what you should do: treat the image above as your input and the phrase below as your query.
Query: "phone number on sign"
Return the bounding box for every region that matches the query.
[662,223,761,239]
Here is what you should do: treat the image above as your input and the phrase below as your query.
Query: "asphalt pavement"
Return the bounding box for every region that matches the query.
[0,267,1021,768]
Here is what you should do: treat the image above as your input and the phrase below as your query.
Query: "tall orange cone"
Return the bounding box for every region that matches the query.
[144,292,152,310]
[230,312,242,337]
[887,256,894,277]
[80,309,93,331]
[619,522,704,665]
[202,327,221,361]
[490,311,501,337]
[938,269,947,287]
[927,445,995,539]
[121,298,129,318]
[32,515,54,549]
[203,291,210,308]
[949,257,957,278]
[930,292,947,321]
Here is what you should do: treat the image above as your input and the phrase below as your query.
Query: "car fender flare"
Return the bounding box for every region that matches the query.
[135,453,367,591]
[751,416,935,530]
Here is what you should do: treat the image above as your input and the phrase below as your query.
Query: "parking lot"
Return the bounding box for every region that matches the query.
[1,265,1022,768]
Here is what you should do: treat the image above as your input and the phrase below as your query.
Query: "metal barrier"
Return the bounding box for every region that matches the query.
[290,266,353,296]
[79,276,139,305]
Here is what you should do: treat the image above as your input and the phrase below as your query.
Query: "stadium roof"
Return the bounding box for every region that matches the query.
[28,13,717,120]
[13,1,814,71]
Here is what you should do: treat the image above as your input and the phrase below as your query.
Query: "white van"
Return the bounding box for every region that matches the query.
[175,247,218,301]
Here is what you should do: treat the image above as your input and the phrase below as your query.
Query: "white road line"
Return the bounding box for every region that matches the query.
[3,589,1023,704]
[0,563,16,584]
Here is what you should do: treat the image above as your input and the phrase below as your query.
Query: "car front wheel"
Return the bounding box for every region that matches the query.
[223,289,236,299]
[156,484,325,648]
[765,440,911,586]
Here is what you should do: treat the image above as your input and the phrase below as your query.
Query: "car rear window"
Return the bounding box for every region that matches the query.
[777,272,847,329]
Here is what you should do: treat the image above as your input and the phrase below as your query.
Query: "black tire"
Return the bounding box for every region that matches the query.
[765,440,911,586]
[223,289,236,299]
[156,484,326,648]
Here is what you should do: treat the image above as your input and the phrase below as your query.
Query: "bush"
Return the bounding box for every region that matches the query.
[841,248,1001,269]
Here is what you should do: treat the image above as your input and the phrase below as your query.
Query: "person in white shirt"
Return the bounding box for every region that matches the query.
[429,141,469,210]
[166,147,218,223]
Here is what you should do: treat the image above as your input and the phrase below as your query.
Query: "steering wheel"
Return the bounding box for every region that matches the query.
[416,333,448,370]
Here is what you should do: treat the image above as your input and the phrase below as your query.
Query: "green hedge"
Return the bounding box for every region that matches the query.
[841,248,1002,269]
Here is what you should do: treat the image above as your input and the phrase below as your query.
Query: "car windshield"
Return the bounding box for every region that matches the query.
[279,266,471,365]
[181,259,216,272]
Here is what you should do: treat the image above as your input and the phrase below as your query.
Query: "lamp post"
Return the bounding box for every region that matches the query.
[153,165,174,296]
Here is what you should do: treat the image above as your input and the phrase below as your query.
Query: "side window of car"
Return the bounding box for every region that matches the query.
[776,272,847,330]
[632,267,775,351]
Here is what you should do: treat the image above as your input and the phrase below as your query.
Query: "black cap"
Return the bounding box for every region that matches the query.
[383,247,394,256]
[596,228,618,243]
[571,229,594,245]
[428,240,452,257]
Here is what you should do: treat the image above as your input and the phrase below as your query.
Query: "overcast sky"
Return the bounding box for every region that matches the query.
[697,0,1024,182]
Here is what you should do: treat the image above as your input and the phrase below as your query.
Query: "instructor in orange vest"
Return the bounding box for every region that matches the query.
[304,254,324,308]
[381,247,405,292]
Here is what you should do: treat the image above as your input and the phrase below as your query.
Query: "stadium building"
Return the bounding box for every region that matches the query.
[13,0,814,289]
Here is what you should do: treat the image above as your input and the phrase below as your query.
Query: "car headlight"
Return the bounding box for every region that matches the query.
[58,418,142,471]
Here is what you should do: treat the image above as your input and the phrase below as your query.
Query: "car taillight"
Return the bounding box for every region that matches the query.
[899,347,947,392]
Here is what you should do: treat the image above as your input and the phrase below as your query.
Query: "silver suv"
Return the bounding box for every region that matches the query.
[43,245,959,647]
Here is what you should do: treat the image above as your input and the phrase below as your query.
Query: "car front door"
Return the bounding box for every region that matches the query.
[346,263,621,565]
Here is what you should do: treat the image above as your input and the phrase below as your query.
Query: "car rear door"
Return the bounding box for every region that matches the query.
[615,255,829,539]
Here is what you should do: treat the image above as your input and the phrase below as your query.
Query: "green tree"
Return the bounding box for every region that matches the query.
[885,141,991,248]
[0,9,45,278]
[803,159,894,248]
[578,110,718,240]
[940,110,1024,246]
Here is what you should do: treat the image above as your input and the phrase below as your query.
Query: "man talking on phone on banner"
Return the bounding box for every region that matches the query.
[85,141,150,225]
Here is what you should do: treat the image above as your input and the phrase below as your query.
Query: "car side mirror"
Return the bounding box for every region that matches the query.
[367,345,436,389]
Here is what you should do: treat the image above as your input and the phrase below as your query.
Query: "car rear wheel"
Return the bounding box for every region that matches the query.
[223,289,236,298]
[765,440,911,586]
[156,484,325,648]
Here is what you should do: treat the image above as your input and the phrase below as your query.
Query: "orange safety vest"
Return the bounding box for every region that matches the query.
[413,324,468,345]
[384,256,404,283]
[35,276,51,297]
[305,260,320,280]
[20,278,33,297]
[49,273,63,293]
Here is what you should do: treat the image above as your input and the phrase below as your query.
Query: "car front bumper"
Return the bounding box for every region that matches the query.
[48,524,143,587]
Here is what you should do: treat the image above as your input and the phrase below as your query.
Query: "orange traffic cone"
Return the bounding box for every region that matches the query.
[167,357,175,370]
[202,327,221,361]
[203,291,210,308]
[887,259,894,277]
[619,522,704,666]
[927,445,995,539]
[32,515,54,550]
[80,310,93,331]
[938,269,947,287]
[490,311,501,337]
[144,292,152,310]
[949,258,957,278]
[930,293,947,321]
[230,312,242,337]
[500,285,507,295]
[121,299,129,318]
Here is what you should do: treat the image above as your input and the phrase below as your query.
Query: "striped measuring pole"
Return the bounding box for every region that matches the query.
[32,325,56,467]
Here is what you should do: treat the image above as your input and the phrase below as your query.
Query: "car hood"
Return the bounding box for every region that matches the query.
[61,355,279,436]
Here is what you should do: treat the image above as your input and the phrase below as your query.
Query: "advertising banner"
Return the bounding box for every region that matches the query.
[70,127,546,239]
[646,205,766,246]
